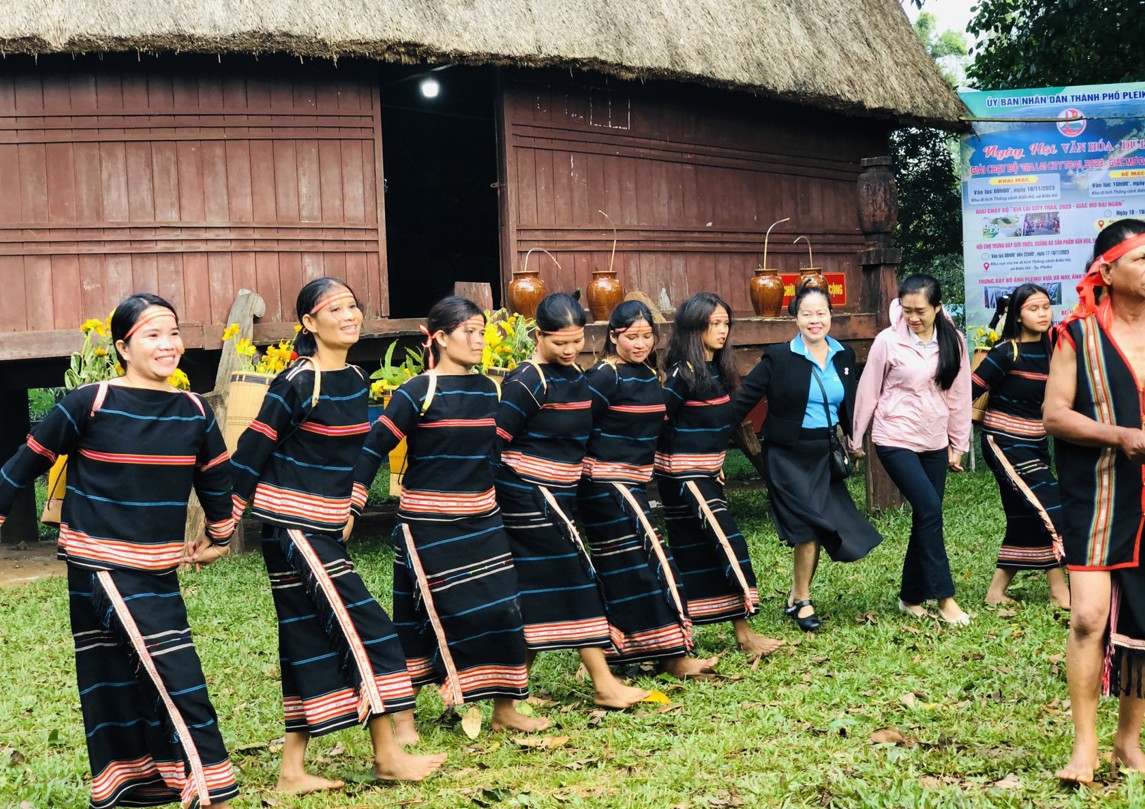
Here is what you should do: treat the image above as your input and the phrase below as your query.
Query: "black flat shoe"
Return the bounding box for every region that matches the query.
[784,599,822,632]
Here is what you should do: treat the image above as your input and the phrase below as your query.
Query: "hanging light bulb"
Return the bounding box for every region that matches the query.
[420,78,441,99]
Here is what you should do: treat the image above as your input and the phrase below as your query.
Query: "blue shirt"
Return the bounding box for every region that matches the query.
[791,334,845,429]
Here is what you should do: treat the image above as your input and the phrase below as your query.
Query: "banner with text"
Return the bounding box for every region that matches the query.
[959,83,1145,328]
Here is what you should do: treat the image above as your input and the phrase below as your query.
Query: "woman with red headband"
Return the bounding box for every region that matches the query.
[578,299,717,676]
[0,293,239,809]
[1045,219,1145,784]
[495,292,651,709]
[971,282,1069,609]
[349,295,542,744]
[231,278,446,794]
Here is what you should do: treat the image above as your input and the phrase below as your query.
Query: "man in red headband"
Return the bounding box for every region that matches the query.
[1045,219,1145,784]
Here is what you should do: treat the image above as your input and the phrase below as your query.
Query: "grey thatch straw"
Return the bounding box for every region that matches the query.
[0,0,966,128]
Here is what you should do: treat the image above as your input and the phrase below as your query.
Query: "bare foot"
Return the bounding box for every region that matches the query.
[985,592,1018,606]
[1050,590,1072,611]
[275,771,345,794]
[593,680,651,710]
[374,749,447,782]
[1056,739,1098,785]
[491,702,552,733]
[737,631,785,657]
[392,710,420,747]
[660,656,719,678]
[1111,744,1145,777]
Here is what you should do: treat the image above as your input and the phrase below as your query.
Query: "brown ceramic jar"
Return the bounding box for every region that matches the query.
[507,270,546,319]
[749,267,785,317]
[586,269,625,322]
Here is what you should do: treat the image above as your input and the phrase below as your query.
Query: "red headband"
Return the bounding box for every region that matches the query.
[309,290,356,315]
[123,307,176,340]
[1075,232,1145,315]
[539,327,585,337]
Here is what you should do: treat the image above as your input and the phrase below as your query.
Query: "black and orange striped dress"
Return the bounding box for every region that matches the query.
[655,362,761,624]
[0,381,238,809]
[578,359,692,663]
[972,337,1064,571]
[494,361,612,651]
[1057,301,1145,687]
[231,362,416,737]
[352,371,529,705]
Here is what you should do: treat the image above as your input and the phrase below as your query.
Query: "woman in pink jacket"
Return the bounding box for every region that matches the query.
[852,274,973,625]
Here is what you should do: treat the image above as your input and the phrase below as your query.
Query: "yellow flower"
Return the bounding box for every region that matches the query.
[234,338,256,357]
[370,380,387,400]
[294,324,302,334]
[167,368,190,390]
[989,330,1000,342]
[114,363,124,376]
[221,323,240,342]
[81,318,103,334]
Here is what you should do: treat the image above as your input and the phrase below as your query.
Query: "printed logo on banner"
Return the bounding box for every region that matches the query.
[1057,109,1086,137]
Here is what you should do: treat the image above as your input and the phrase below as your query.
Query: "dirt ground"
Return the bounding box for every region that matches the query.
[0,542,64,588]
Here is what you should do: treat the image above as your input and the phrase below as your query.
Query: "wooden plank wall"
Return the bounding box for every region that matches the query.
[0,57,386,344]
[499,74,891,315]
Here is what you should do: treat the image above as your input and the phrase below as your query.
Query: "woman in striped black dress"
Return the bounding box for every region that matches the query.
[579,300,717,676]
[656,292,783,657]
[350,296,545,743]
[231,278,445,794]
[496,292,650,708]
[972,282,1069,608]
[0,293,238,809]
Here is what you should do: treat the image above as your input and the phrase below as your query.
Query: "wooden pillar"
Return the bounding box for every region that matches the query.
[0,389,37,544]
[856,156,905,513]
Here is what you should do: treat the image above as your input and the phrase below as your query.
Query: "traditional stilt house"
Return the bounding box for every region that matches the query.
[0,0,964,539]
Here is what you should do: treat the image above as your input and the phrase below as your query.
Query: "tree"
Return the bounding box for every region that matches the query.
[891,13,968,318]
[968,0,1145,90]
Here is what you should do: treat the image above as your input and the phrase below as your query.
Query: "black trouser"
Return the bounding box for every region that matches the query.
[875,445,954,603]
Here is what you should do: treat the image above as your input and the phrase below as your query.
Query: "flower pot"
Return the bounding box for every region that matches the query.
[587,270,625,322]
[749,267,785,317]
[483,367,510,391]
[970,346,991,423]
[507,270,547,319]
[224,371,274,453]
[40,454,68,526]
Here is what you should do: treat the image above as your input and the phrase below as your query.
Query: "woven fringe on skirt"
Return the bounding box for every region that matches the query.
[71,564,238,809]
[262,526,415,736]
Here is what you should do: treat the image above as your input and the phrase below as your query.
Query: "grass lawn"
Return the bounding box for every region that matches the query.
[1,455,1141,808]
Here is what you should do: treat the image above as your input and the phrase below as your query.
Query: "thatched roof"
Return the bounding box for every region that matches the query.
[0,0,967,128]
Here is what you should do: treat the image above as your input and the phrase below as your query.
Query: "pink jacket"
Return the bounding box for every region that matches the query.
[851,300,972,455]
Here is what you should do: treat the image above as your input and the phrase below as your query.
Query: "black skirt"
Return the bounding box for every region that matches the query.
[762,429,883,563]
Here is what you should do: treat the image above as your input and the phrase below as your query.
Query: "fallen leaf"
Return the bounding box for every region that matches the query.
[513,735,569,750]
[525,696,554,708]
[869,727,913,746]
[855,610,879,625]
[642,690,671,704]
[461,706,482,739]
[658,704,683,714]
[574,663,588,681]
[899,693,917,709]
[587,710,606,728]
[563,757,600,770]
[997,608,1018,618]
[515,701,536,717]
[3,748,27,766]
[899,625,921,635]
[326,741,345,757]
[992,773,1023,790]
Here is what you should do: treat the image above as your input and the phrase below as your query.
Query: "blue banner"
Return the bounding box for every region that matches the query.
[959,83,1145,328]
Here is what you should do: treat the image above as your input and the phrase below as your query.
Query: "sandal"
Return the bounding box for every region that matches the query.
[784,599,822,632]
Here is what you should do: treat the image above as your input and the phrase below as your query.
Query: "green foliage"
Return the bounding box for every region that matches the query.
[370,340,425,395]
[1,465,1139,807]
[968,0,1145,90]
[27,389,61,421]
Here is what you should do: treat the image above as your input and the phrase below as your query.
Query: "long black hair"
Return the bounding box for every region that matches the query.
[999,282,1051,344]
[111,293,179,366]
[603,299,657,363]
[898,274,963,391]
[665,292,738,395]
[424,295,484,367]
[535,292,587,333]
[295,277,359,357]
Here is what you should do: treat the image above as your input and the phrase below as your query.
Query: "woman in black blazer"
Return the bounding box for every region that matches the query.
[730,285,882,631]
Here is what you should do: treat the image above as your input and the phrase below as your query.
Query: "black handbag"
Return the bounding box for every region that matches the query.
[810,365,854,482]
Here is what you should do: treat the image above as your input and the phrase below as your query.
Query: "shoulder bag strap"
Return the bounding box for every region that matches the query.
[809,365,835,428]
